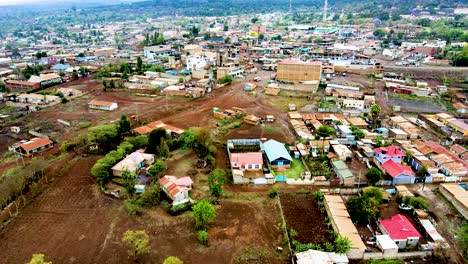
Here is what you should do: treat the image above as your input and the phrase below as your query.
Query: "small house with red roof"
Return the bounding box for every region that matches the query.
[379,214,421,249]
[382,159,416,185]
[88,99,118,111]
[374,145,405,166]
[159,175,193,205]
[230,152,263,171]
[12,137,54,156]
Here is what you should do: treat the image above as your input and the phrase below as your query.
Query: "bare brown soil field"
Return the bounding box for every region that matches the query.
[0,155,286,263]
[279,193,333,245]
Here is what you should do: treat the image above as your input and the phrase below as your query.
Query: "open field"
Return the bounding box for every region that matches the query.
[279,193,333,245]
[0,155,288,264]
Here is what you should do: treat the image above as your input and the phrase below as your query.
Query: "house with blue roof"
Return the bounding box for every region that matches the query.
[262,139,293,169]
[51,64,71,72]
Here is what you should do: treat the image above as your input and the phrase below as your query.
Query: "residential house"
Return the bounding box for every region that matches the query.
[342,99,365,110]
[133,121,184,138]
[244,115,261,125]
[374,146,405,166]
[5,80,40,92]
[12,137,53,156]
[50,63,71,72]
[332,144,353,161]
[159,175,193,205]
[309,140,330,155]
[186,52,217,70]
[379,214,422,249]
[332,160,354,186]
[111,151,155,177]
[439,184,468,220]
[88,99,118,111]
[382,159,416,185]
[17,93,59,104]
[216,64,244,79]
[375,235,399,258]
[263,139,293,169]
[229,152,263,171]
[28,73,62,87]
[244,83,257,91]
[453,102,468,115]
[144,45,174,59]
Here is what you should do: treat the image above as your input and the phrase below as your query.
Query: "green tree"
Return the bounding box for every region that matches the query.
[220,75,233,84]
[163,256,184,264]
[118,114,131,136]
[347,195,380,225]
[251,17,259,23]
[208,168,226,197]
[0,82,10,93]
[198,230,208,245]
[148,64,165,73]
[370,104,382,125]
[416,164,429,178]
[362,186,384,204]
[148,128,168,154]
[365,167,382,186]
[123,169,138,196]
[373,29,386,39]
[138,183,161,207]
[156,35,165,45]
[28,254,52,264]
[334,235,351,254]
[192,200,216,230]
[158,140,170,158]
[457,223,468,260]
[148,159,166,178]
[407,197,429,210]
[350,125,365,139]
[258,33,265,40]
[121,230,151,260]
[315,125,335,138]
[136,56,143,73]
[223,23,228,31]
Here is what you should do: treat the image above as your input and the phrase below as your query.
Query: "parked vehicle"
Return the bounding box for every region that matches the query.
[254,77,262,82]
[398,203,412,211]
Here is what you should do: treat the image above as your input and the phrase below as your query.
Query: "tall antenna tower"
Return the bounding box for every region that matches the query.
[289,0,292,13]
[323,0,328,21]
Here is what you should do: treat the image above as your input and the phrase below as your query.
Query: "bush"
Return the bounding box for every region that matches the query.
[268,186,278,198]
[406,197,429,210]
[137,183,161,207]
[125,199,144,216]
[168,203,192,216]
[289,228,297,238]
[198,230,208,245]
[334,235,351,254]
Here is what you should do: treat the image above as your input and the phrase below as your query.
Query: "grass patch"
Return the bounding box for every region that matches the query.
[273,159,305,180]
[393,93,434,103]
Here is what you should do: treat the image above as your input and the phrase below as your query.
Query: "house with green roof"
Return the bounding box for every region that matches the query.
[331,160,354,186]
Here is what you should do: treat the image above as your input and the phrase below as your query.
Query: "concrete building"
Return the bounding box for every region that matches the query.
[375,235,399,258]
[144,45,174,59]
[439,183,468,220]
[186,52,217,71]
[379,214,421,249]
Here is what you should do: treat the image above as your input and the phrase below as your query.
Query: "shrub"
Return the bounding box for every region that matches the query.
[125,199,144,216]
[198,230,208,245]
[406,197,429,210]
[289,228,297,238]
[268,186,278,198]
[335,235,351,254]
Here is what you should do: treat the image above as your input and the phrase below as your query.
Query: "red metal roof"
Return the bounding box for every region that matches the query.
[382,160,415,178]
[17,137,53,152]
[380,214,421,240]
[230,152,263,166]
[374,146,405,157]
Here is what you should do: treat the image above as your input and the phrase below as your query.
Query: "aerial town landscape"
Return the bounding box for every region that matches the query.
[0,0,467,263]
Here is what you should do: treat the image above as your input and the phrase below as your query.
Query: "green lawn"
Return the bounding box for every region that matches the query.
[273,159,306,180]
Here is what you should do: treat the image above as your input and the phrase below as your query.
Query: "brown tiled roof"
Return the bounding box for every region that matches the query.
[88,99,114,107]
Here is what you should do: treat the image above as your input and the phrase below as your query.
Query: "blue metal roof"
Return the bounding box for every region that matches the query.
[262,139,292,162]
[51,64,70,70]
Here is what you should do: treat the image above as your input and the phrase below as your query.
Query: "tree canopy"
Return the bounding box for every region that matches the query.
[315,125,335,138]
[163,256,184,264]
[192,200,216,230]
[28,254,52,264]
[122,230,151,259]
[365,167,382,186]
[208,168,226,197]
